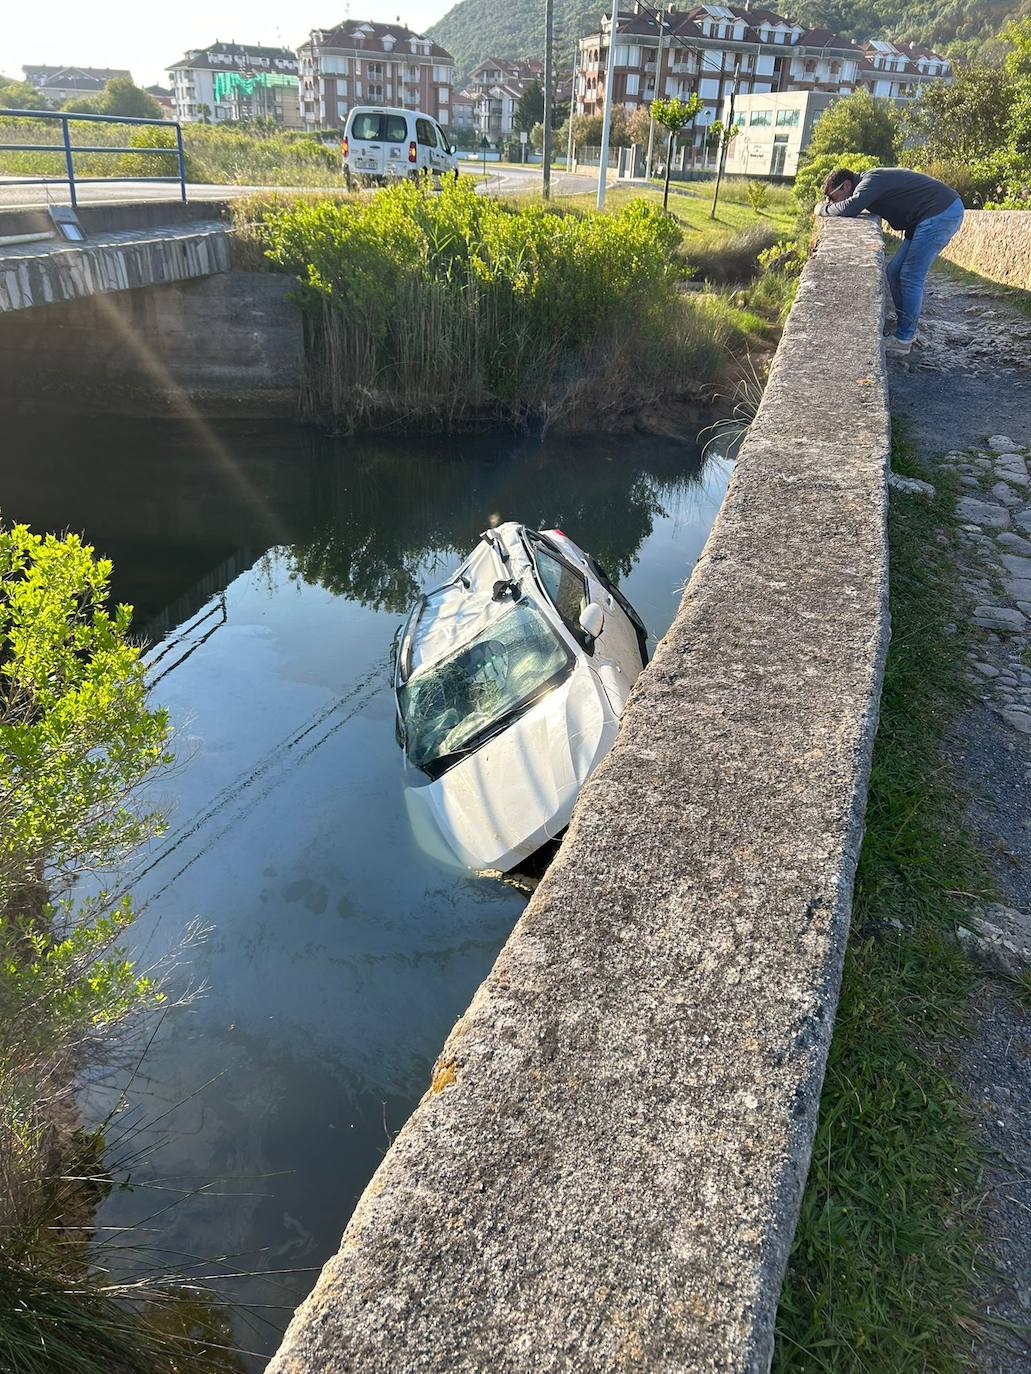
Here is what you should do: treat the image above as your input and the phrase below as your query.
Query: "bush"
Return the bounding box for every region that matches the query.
[907,158,992,207]
[794,152,880,212]
[258,178,743,430]
[746,179,769,214]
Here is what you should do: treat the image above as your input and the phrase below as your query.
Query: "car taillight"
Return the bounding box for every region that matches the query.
[341,136,349,157]
[408,140,417,163]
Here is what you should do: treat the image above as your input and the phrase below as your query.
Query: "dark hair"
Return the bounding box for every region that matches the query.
[823,167,856,196]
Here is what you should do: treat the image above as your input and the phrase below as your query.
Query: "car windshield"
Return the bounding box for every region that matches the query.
[350,112,407,142]
[398,602,572,774]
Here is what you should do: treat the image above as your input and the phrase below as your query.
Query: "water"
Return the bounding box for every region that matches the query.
[3,415,732,1366]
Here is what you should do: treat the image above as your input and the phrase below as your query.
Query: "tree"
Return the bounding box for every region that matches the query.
[515,79,544,133]
[903,62,1014,164]
[626,105,653,146]
[63,77,162,120]
[806,89,900,165]
[650,94,702,210]
[0,80,50,111]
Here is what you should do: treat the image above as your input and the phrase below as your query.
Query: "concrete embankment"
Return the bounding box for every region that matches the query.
[268,216,890,1374]
[0,200,303,416]
[940,208,1031,292]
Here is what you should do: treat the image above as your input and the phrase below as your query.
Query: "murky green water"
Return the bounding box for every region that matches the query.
[4,415,731,1366]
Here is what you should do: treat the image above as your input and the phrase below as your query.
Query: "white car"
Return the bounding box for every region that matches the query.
[393,523,649,872]
[342,106,459,185]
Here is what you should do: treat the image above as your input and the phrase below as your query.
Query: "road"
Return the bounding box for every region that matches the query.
[0,167,611,211]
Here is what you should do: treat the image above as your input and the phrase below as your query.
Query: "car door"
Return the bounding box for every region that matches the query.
[434,122,455,173]
[416,117,439,173]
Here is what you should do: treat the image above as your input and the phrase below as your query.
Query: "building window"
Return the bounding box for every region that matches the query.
[368,84,383,101]
[749,108,771,126]
[775,108,799,126]
[368,63,384,78]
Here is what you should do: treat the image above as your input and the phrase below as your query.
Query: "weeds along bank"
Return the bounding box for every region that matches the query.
[247,179,783,432]
[0,117,340,187]
[0,525,221,1372]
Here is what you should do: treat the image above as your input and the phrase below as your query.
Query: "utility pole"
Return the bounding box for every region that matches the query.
[566,39,578,171]
[710,62,738,219]
[543,0,554,199]
[596,6,618,209]
[644,8,667,182]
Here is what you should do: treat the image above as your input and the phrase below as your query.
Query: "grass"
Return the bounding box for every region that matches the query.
[772,424,992,1373]
[542,181,796,239]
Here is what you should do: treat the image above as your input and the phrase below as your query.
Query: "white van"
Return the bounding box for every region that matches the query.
[342,107,459,185]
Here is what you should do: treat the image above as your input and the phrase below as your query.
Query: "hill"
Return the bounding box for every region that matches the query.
[429,0,1029,80]
[429,0,600,80]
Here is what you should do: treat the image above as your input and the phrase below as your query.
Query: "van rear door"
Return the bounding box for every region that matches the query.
[348,110,409,175]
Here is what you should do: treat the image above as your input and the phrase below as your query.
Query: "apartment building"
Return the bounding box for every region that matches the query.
[857,39,952,101]
[298,21,454,131]
[167,42,301,126]
[461,57,540,140]
[23,66,131,105]
[576,4,862,150]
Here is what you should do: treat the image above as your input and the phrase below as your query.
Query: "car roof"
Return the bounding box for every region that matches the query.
[348,105,435,119]
[403,524,538,680]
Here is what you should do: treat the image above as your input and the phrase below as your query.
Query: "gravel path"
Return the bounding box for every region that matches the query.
[889,265,1031,1373]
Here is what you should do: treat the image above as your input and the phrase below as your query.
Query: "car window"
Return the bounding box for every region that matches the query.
[350,112,406,142]
[435,124,450,151]
[398,603,572,775]
[535,549,587,637]
[416,118,436,147]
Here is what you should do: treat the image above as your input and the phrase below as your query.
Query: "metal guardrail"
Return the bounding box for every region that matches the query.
[0,108,186,207]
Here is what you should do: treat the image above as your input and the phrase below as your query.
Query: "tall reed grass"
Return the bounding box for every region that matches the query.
[259,180,762,432]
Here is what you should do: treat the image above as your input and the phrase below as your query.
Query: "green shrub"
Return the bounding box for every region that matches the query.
[746,179,769,214]
[794,153,880,213]
[259,178,736,430]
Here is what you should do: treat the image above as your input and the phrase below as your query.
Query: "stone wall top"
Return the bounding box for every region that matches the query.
[269,218,891,1374]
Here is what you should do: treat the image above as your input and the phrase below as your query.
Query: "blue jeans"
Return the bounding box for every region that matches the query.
[886,199,964,342]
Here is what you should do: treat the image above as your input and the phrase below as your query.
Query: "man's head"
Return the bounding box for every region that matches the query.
[823,167,856,204]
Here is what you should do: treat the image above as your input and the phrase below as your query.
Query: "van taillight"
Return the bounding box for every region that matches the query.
[408,140,417,163]
[341,136,349,157]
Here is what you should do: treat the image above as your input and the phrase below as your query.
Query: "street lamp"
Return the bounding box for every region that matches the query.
[596,8,619,209]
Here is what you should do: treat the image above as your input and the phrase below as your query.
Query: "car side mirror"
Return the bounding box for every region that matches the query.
[579,603,605,643]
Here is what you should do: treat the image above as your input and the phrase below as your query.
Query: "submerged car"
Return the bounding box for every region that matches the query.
[393,522,649,872]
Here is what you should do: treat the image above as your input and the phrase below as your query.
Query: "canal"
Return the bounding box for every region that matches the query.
[4,414,732,1366]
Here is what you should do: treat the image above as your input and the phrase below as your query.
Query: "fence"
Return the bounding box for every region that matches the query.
[0,108,186,208]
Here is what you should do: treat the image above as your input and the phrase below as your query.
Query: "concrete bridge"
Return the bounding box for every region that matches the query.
[0,199,302,414]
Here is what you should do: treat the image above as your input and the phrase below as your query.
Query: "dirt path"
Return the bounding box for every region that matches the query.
[890,264,1031,1373]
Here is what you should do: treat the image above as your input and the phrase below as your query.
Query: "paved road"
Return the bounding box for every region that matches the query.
[0,168,611,211]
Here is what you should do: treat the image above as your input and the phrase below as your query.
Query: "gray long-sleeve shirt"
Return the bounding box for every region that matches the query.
[820,168,960,238]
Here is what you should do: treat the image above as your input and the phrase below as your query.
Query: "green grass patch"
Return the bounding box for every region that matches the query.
[773,424,991,1373]
[549,182,795,239]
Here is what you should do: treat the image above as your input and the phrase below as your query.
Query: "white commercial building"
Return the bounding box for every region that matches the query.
[720,89,835,177]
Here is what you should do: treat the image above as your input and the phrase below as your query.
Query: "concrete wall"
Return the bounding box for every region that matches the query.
[940,209,1031,292]
[0,269,304,417]
[268,217,890,1374]
[0,223,230,313]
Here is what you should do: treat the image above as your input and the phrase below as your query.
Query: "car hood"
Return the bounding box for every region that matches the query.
[405,664,616,872]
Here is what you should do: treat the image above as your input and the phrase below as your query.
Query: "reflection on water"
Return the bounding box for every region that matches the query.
[2,416,732,1367]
